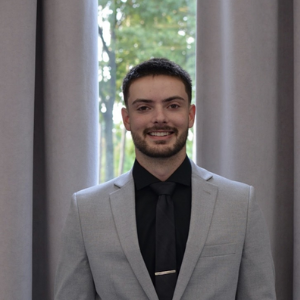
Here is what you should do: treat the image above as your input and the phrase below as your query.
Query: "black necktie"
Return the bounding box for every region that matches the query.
[150,182,177,300]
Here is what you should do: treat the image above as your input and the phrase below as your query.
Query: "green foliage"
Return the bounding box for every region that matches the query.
[98,0,196,180]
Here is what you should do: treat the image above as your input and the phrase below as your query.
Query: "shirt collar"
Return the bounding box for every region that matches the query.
[133,156,191,190]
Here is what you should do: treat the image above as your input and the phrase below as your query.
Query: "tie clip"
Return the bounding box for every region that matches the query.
[155,270,176,276]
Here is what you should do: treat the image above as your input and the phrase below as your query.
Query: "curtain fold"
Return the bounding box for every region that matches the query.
[294,1,300,298]
[196,1,295,299]
[0,1,37,299]
[0,0,98,299]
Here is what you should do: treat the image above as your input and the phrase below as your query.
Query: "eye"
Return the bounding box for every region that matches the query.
[137,105,150,112]
[168,103,180,109]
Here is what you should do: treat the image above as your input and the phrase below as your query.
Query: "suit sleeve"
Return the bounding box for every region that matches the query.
[236,186,276,299]
[54,193,98,300]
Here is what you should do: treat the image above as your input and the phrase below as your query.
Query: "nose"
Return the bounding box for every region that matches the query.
[152,106,167,124]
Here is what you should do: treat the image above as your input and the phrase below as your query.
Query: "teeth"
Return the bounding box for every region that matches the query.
[150,132,170,136]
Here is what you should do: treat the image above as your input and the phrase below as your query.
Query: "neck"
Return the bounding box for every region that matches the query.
[135,151,187,181]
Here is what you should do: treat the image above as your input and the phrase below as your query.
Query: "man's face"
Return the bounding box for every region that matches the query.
[121,75,195,160]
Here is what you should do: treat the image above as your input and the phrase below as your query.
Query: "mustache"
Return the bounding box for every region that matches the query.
[143,126,178,135]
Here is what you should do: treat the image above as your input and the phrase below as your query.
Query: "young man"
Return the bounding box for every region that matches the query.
[55,58,276,299]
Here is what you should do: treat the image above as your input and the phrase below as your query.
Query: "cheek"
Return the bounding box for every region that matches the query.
[129,118,147,132]
[173,114,190,128]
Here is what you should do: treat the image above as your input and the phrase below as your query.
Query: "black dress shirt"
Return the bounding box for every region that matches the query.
[133,156,192,285]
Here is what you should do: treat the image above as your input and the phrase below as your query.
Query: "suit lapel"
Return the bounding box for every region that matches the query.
[173,163,218,300]
[110,172,158,300]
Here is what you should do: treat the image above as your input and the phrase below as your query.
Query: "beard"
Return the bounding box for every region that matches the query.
[130,126,189,158]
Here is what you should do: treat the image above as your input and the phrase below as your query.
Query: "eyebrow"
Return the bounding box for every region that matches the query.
[131,96,185,106]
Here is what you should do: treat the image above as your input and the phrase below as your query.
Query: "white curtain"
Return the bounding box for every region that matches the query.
[0,0,98,299]
[196,1,296,299]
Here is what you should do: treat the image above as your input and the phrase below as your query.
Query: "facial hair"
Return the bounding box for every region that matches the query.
[130,126,189,158]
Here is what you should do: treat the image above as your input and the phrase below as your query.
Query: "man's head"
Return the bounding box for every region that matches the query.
[122,58,192,106]
[121,58,195,162]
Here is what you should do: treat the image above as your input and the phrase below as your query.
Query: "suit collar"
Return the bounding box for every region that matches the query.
[113,170,133,188]
[189,159,213,181]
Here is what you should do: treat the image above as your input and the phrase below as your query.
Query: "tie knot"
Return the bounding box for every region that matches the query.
[150,182,176,196]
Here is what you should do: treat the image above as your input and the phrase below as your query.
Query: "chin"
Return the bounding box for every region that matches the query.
[137,144,185,159]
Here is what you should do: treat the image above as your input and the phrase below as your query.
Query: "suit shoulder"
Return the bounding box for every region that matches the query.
[74,170,133,202]
[191,161,251,197]
[209,172,250,190]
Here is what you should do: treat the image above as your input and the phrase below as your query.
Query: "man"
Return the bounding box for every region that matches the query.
[54,58,276,299]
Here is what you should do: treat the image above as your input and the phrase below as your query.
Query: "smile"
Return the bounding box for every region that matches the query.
[149,132,172,137]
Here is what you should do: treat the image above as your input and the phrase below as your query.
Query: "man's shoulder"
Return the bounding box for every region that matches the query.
[74,170,133,201]
[190,160,251,192]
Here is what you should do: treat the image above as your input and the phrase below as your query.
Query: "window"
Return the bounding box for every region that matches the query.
[98,0,196,182]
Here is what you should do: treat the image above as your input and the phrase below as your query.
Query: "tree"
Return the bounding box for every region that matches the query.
[98,0,196,182]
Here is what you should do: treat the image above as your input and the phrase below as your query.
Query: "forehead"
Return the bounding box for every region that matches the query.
[128,75,187,102]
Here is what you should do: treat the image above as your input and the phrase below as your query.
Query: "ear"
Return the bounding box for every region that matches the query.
[121,107,131,131]
[188,104,196,128]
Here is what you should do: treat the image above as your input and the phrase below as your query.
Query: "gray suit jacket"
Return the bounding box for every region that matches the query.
[54,161,276,299]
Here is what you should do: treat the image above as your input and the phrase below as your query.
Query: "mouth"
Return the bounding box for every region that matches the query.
[148,131,173,137]
[144,126,177,138]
